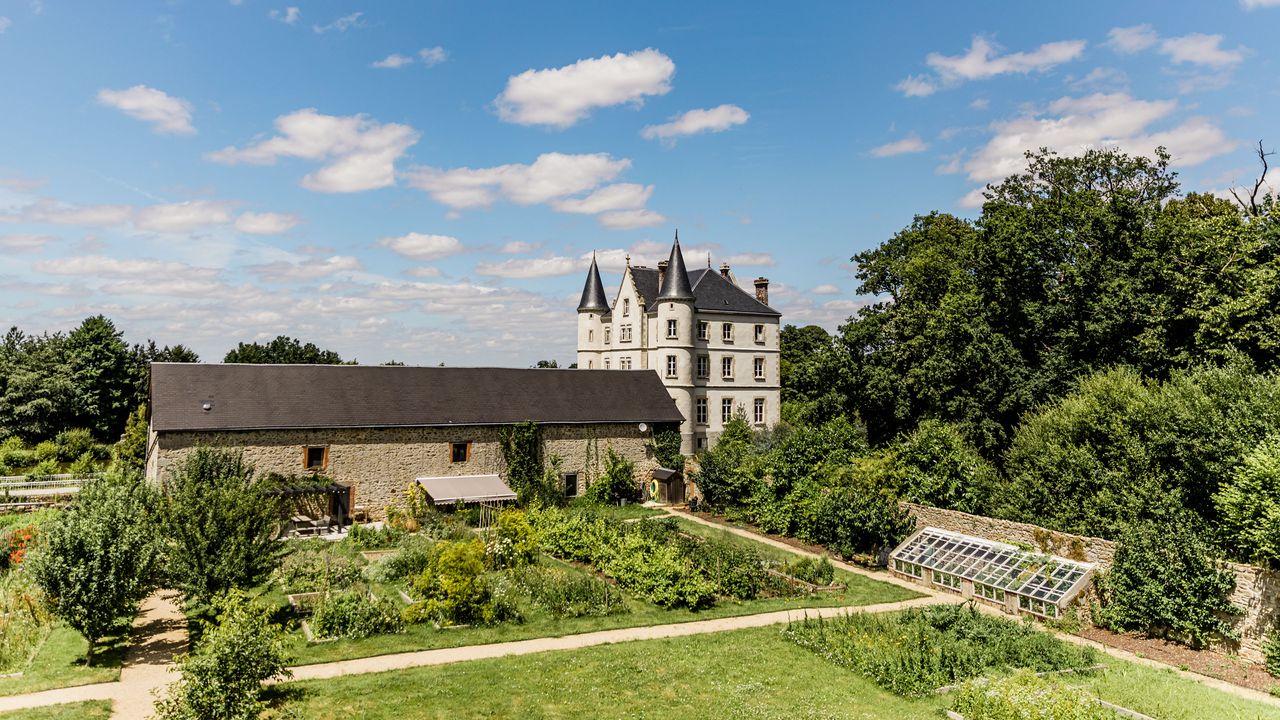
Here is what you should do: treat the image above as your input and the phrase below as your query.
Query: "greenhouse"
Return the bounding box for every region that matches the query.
[888,527,1094,619]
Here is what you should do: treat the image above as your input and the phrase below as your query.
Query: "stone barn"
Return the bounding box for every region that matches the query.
[146,363,684,517]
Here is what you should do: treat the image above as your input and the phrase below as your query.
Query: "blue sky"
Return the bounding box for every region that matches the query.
[1,0,1278,365]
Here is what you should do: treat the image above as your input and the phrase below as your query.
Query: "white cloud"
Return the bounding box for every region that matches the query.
[970,98,990,110]
[641,104,749,143]
[96,85,196,135]
[371,53,414,69]
[405,152,630,209]
[377,232,464,260]
[1160,33,1245,68]
[2,199,133,226]
[207,109,419,192]
[234,211,300,235]
[811,284,841,295]
[0,234,52,252]
[312,12,363,34]
[475,256,582,279]
[1107,25,1158,54]
[962,93,1234,192]
[0,17,11,33]
[419,46,447,66]
[248,255,361,282]
[133,201,233,233]
[1241,0,1280,8]
[871,134,929,157]
[34,255,220,279]
[928,37,1086,81]
[721,253,774,267]
[500,241,538,254]
[494,49,675,128]
[597,208,666,230]
[404,266,443,278]
[550,183,652,214]
[0,175,44,193]
[896,75,938,97]
[269,7,299,24]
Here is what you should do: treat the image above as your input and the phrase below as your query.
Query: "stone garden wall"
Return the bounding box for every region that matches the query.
[903,502,1280,662]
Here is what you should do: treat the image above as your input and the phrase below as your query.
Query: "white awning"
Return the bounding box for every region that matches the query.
[415,474,516,505]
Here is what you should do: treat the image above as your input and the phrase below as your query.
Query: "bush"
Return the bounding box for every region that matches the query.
[0,437,33,470]
[0,572,52,672]
[1266,628,1280,678]
[683,537,764,600]
[509,565,628,618]
[54,428,97,463]
[792,469,915,559]
[346,522,405,550]
[952,671,1114,720]
[273,549,362,593]
[583,448,639,505]
[1097,512,1240,649]
[154,591,291,720]
[310,591,404,639]
[486,509,537,569]
[1215,434,1280,566]
[783,604,1098,698]
[33,440,59,464]
[780,556,835,586]
[364,536,439,584]
[408,538,512,626]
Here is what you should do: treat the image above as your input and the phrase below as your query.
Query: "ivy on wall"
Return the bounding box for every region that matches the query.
[498,421,557,505]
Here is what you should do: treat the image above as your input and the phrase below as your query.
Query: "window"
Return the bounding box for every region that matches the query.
[450,442,471,463]
[976,584,1006,602]
[667,319,678,338]
[563,472,579,497]
[697,321,709,341]
[604,359,611,369]
[697,355,710,378]
[620,357,632,370]
[696,437,707,450]
[722,323,734,342]
[753,357,765,379]
[721,356,733,379]
[893,559,923,578]
[587,360,593,369]
[753,398,765,425]
[754,324,765,343]
[665,355,678,378]
[934,572,961,590]
[605,327,611,344]
[620,325,632,343]
[304,446,328,471]
[1019,596,1058,618]
[721,397,734,423]
[623,298,630,316]
[588,329,594,342]
[695,398,707,424]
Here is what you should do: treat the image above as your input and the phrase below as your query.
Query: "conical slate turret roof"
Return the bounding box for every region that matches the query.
[577,254,609,312]
[657,235,695,300]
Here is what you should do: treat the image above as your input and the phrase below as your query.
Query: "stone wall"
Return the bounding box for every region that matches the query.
[148,423,659,518]
[904,502,1280,663]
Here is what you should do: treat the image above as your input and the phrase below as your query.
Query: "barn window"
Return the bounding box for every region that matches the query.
[304,446,328,471]
[450,442,471,463]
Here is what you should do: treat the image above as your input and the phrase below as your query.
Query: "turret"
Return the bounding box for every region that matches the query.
[655,234,695,453]
[577,254,608,369]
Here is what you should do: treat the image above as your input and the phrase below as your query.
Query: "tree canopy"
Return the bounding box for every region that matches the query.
[222,335,347,365]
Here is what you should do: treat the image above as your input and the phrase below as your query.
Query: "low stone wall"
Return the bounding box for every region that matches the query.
[903,502,1280,662]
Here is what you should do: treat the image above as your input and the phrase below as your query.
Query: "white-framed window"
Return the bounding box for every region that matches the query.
[604,327,611,344]
[976,584,1005,602]
[665,355,678,378]
[698,321,709,341]
[623,298,630,317]
[621,325,632,343]
[604,359,611,369]
[934,572,961,590]
[696,437,707,450]
[697,355,709,378]
[753,357,765,379]
[721,356,733,379]
[667,319,678,338]
[620,356,632,370]
[753,398,765,424]
[722,323,734,342]
[893,559,923,578]
[695,398,707,424]
[754,324,765,343]
[721,397,734,423]
[1019,596,1059,618]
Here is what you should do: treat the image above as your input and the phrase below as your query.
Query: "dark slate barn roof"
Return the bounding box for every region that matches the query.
[150,363,684,432]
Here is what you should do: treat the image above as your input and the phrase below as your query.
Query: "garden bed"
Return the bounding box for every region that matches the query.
[1076,624,1279,694]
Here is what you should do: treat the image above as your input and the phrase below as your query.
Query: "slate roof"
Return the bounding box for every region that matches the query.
[657,238,696,300]
[620,266,778,317]
[150,363,684,432]
[577,255,609,312]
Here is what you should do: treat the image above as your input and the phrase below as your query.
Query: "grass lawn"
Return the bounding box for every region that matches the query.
[0,625,124,697]
[0,700,112,719]
[277,515,919,666]
[267,625,1280,719]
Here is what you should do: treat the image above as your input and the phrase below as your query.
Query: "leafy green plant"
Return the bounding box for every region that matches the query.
[0,571,52,672]
[509,565,629,618]
[407,538,513,626]
[273,549,362,593]
[648,428,684,471]
[485,508,537,569]
[583,448,639,505]
[952,671,1115,720]
[310,591,404,640]
[154,590,291,720]
[499,421,558,506]
[346,522,405,550]
[1265,627,1280,678]
[779,556,835,586]
[783,604,1098,698]
[364,535,440,584]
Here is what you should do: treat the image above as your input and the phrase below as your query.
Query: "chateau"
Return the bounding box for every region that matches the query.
[576,235,781,454]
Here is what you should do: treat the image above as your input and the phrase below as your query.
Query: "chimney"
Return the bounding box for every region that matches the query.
[719,262,731,279]
[657,260,669,289]
[754,277,769,306]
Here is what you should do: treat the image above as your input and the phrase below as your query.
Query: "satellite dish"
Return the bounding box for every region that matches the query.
[638,422,649,433]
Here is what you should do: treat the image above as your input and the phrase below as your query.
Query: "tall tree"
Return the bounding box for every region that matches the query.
[223,336,347,364]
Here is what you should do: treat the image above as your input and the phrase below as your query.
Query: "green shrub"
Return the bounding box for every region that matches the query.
[1265,629,1280,678]
[154,591,291,720]
[780,556,835,586]
[346,522,405,550]
[364,536,439,584]
[408,538,514,626]
[32,440,59,464]
[310,591,404,639]
[509,565,628,618]
[783,604,1098,698]
[952,671,1115,720]
[1097,512,1240,649]
[486,509,537,569]
[0,572,52,672]
[28,458,61,477]
[273,549,362,593]
[792,469,915,559]
[54,428,97,463]
[682,537,764,600]
[0,437,33,469]
[584,448,639,505]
